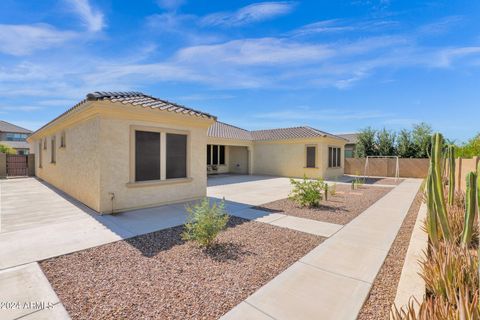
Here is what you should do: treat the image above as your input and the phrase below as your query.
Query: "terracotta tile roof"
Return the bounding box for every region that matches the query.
[208,122,347,142]
[31,92,215,136]
[337,133,358,144]
[86,92,215,119]
[0,120,32,134]
[207,121,253,140]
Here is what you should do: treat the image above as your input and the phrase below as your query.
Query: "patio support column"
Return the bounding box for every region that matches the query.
[248,147,254,175]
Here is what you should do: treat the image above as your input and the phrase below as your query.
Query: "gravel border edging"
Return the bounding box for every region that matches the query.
[392,202,427,311]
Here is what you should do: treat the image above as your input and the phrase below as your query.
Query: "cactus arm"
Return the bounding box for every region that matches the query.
[462,172,477,246]
[431,133,451,240]
[447,145,456,206]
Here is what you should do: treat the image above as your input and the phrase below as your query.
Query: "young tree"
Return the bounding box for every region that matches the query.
[0,144,16,154]
[355,127,377,157]
[376,128,396,156]
[456,133,480,158]
[412,122,432,158]
[396,129,415,158]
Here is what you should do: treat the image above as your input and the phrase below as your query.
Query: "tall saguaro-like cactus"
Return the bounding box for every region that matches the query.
[462,172,477,246]
[430,133,451,241]
[426,168,439,245]
[447,145,456,206]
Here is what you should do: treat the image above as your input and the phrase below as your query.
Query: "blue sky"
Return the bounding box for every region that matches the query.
[0,0,479,142]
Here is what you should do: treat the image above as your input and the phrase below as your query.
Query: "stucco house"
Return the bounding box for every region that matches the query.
[0,120,32,155]
[207,122,347,179]
[28,92,346,214]
[338,133,358,158]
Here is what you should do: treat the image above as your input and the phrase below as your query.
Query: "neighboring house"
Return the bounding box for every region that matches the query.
[0,120,32,155]
[28,91,346,214]
[338,133,358,158]
[207,122,347,179]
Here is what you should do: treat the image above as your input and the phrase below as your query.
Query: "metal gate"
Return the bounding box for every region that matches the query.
[6,154,28,177]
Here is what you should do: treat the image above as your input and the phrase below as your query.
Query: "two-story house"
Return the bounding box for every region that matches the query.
[0,120,32,155]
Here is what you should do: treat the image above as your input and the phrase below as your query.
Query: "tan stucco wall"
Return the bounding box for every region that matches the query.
[229,146,249,174]
[96,103,212,213]
[252,137,345,179]
[33,117,102,211]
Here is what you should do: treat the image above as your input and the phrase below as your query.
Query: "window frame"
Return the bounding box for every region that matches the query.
[51,136,56,164]
[60,131,66,148]
[207,144,226,166]
[38,142,42,168]
[129,125,191,185]
[328,146,342,168]
[305,144,317,168]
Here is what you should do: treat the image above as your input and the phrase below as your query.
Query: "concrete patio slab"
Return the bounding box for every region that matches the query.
[0,263,69,320]
[269,215,342,237]
[238,262,371,320]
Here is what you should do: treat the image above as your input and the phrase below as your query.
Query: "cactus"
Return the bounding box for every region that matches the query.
[461,172,477,246]
[426,168,439,245]
[429,133,451,241]
[324,184,328,201]
[447,145,456,206]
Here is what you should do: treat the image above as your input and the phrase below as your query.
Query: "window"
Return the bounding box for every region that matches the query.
[219,146,225,165]
[212,145,219,165]
[38,142,42,168]
[43,138,47,149]
[51,136,56,163]
[207,144,226,165]
[328,147,342,168]
[60,131,66,148]
[207,145,211,165]
[166,133,187,179]
[5,133,27,141]
[306,146,316,168]
[135,131,160,182]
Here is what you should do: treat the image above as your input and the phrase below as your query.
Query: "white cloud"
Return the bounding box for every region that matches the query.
[435,47,480,67]
[201,2,295,27]
[0,24,76,56]
[65,0,105,32]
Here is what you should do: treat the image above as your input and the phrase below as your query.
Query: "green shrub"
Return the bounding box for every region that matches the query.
[182,198,228,248]
[0,144,16,154]
[289,176,325,207]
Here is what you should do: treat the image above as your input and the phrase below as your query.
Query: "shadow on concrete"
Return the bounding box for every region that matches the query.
[207,174,279,187]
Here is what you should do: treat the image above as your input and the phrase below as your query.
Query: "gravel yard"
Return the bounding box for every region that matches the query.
[255,184,392,225]
[357,190,423,320]
[40,216,323,320]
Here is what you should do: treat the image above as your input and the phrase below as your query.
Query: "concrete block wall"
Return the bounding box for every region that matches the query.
[0,153,6,178]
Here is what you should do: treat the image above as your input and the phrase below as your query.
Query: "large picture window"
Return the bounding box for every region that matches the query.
[306,146,316,168]
[166,133,187,179]
[328,147,342,168]
[135,131,160,181]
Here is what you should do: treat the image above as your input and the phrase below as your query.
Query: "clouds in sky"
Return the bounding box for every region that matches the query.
[64,0,105,32]
[201,2,295,26]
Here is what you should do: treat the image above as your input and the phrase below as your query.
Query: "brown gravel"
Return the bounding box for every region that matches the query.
[255,184,392,225]
[357,190,424,320]
[40,216,323,320]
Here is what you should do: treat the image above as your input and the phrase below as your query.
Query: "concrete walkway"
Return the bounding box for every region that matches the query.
[0,263,69,319]
[222,179,422,320]
[230,207,342,237]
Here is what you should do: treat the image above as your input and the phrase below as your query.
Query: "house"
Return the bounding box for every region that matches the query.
[28,91,346,214]
[27,92,216,214]
[338,133,358,158]
[207,122,347,179]
[0,120,32,155]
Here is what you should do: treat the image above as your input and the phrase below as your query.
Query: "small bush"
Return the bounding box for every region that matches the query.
[182,198,228,248]
[0,144,16,154]
[330,183,337,196]
[289,176,325,207]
